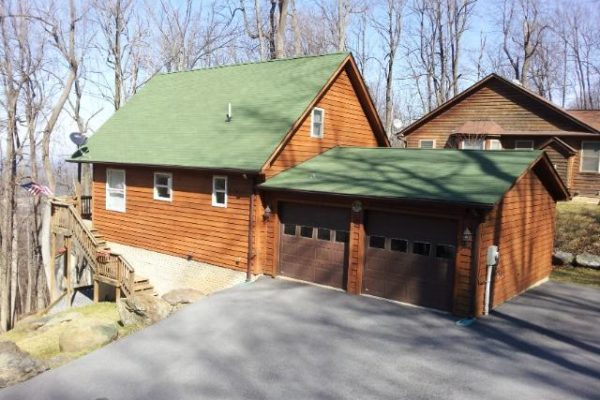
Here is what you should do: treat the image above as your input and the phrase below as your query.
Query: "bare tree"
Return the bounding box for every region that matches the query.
[372,0,405,136]
[500,0,548,87]
[239,0,289,60]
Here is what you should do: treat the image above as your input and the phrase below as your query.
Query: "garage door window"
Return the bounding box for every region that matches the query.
[283,224,297,236]
[435,244,455,259]
[335,230,349,243]
[317,228,331,241]
[300,226,313,238]
[390,239,408,252]
[413,242,431,256]
[369,236,386,249]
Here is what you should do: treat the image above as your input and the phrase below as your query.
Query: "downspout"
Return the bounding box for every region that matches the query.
[246,177,256,282]
[484,245,500,315]
[471,222,483,317]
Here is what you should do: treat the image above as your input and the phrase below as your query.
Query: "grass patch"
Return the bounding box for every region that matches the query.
[551,266,600,288]
[555,202,600,255]
[0,302,138,362]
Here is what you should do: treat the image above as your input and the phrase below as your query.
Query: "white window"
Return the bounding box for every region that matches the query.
[515,140,534,150]
[311,107,324,138]
[106,169,126,212]
[212,176,228,207]
[461,138,485,150]
[419,139,436,149]
[488,139,503,150]
[154,172,173,201]
[581,141,600,172]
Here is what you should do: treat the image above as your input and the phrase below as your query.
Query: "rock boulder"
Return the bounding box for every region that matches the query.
[117,294,172,326]
[552,250,574,266]
[58,320,118,353]
[574,253,600,269]
[162,288,205,309]
[0,341,47,388]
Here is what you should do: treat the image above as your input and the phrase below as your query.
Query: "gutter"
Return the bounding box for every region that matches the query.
[66,159,261,175]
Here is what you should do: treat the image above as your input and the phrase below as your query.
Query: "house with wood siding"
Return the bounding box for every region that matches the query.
[398,74,600,196]
[68,53,568,318]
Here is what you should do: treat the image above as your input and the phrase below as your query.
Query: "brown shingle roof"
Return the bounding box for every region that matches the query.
[568,110,600,130]
[454,120,505,135]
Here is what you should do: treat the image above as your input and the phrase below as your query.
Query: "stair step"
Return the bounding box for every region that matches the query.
[134,282,154,291]
[134,277,149,284]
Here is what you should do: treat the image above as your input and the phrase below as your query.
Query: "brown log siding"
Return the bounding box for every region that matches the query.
[475,169,556,313]
[93,165,253,271]
[404,80,600,194]
[265,67,379,178]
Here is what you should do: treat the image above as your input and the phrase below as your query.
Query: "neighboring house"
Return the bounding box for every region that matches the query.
[398,74,600,196]
[70,54,568,317]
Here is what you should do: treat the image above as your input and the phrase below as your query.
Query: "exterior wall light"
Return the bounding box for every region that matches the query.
[263,205,272,221]
[462,227,473,247]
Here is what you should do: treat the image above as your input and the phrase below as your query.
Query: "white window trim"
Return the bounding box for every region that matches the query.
[461,138,485,150]
[419,139,436,149]
[212,175,228,208]
[310,107,325,138]
[515,140,534,150]
[153,172,173,202]
[488,139,503,150]
[581,141,600,173]
[106,168,126,213]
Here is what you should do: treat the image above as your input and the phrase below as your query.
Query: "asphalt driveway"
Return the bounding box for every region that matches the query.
[2,277,599,400]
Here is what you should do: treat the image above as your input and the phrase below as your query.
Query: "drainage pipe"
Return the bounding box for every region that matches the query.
[484,263,495,315]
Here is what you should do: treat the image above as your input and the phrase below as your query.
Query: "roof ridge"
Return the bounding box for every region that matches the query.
[158,52,350,77]
[335,146,541,152]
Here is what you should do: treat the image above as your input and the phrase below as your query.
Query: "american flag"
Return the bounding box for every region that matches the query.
[20,181,54,197]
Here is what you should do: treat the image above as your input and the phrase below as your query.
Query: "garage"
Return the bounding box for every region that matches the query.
[278,203,350,289]
[362,211,457,311]
[261,148,569,316]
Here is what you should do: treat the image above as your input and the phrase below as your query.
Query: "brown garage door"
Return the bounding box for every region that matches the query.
[362,211,457,311]
[279,203,350,289]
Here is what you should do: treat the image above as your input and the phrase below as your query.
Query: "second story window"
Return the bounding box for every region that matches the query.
[515,140,534,150]
[154,172,173,201]
[488,139,503,150]
[419,139,436,149]
[212,176,228,207]
[311,107,324,138]
[581,142,600,172]
[461,138,485,150]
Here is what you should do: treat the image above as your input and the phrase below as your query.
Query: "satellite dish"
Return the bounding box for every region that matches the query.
[392,118,403,131]
[69,132,88,147]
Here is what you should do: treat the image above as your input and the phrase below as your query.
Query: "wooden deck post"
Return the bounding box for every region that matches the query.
[115,286,121,302]
[64,235,73,307]
[93,279,99,303]
[49,232,57,302]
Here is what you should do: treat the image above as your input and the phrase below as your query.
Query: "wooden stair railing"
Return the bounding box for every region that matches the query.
[50,199,138,299]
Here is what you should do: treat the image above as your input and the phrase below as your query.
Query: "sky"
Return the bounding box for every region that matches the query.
[55,0,597,159]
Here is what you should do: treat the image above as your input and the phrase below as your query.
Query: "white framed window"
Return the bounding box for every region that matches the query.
[515,140,534,150]
[488,139,503,150]
[106,169,126,212]
[419,139,436,149]
[310,107,324,138]
[581,141,600,173]
[212,176,228,207]
[154,172,173,201]
[461,138,485,150]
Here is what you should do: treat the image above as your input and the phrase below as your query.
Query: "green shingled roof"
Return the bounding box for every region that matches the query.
[70,53,350,171]
[260,148,544,206]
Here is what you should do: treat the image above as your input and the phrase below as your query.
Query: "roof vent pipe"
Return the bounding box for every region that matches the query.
[226,103,232,122]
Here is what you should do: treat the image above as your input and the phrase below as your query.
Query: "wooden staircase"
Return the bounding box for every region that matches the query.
[50,198,156,301]
[133,276,158,296]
